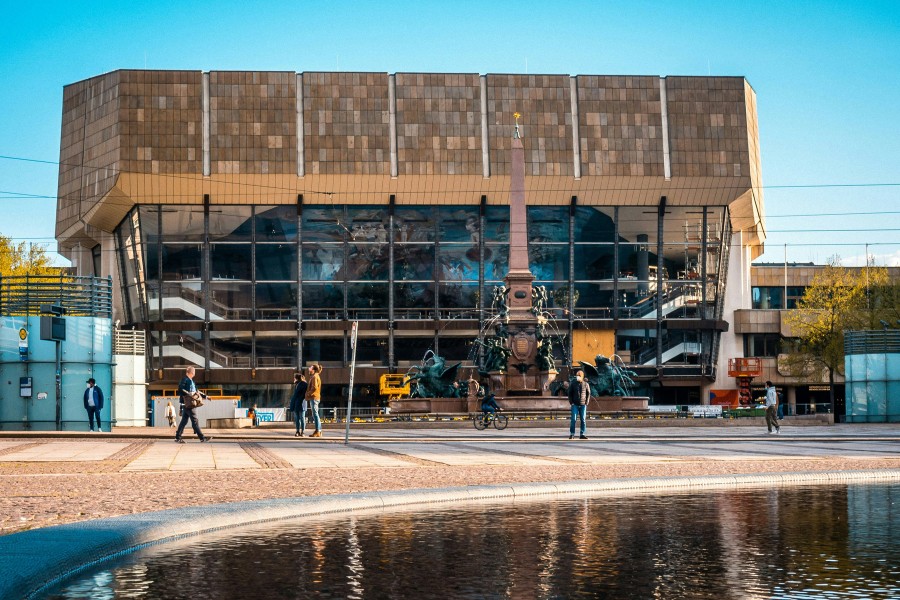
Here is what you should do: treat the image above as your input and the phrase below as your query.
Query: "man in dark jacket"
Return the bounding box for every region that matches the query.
[83,378,104,432]
[289,372,309,437]
[175,366,211,443]
[567,370,590,440]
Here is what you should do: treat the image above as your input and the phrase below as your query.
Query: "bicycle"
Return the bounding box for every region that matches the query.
[473,411,508,430]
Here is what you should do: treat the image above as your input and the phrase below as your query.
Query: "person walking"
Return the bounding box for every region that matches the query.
[765,380,781,435]
[175,366,212,443]
[568,370,590,440]
[289,372,309,436]
[83,378,104,432]
[305,364,323,437]
[164,401,176,427]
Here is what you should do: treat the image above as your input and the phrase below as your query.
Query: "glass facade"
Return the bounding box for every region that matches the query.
[116,203,729,373]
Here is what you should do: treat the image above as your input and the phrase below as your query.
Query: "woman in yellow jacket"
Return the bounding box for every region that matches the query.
[304,364,323,437]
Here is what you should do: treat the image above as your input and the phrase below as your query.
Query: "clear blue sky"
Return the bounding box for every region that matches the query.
[1,0,898,266]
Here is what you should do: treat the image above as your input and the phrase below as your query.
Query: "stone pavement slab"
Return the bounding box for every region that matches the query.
[122,441,260,472]
[263,443,412,469]
[0,442,129,462]
[359,442,563,466]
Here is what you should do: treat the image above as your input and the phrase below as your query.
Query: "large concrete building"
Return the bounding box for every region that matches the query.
[55,70,765,407]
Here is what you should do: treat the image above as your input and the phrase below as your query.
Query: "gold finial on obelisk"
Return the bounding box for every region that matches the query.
[513,112,522,139]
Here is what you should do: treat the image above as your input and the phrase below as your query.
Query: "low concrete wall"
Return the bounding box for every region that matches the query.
[207,417,253,429]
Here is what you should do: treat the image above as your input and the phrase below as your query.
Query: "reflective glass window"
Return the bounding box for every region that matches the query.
[573,206,616,243]
[394,244,435,280]
[256,244,298,281]
[302,244,343,281]
[211,244,252,281]
[530,244,570,280]
[347,283,389,316]
[161,206,204,242]
[395,282,435,310]
[663,207,707,244]
[527,207,569,243]
[256,332,297,368]
[302,337,344,365]
[256,283,297,320]
[483,206,509,243]
[302,283,344,310]
[394,208,436,242]
[354,336,388,364]
[438,207,480,243]
[438,283,480,316]
[161,244,201,280]
[575,244,615,280]
[209,331,252,368]
[346,244,390,281]
[209,206,252,242]
[393,336,435,362]
[160,282,203,320]
[616,206,656,246]
[437,336,477,362]
[347,207,389,242]
[438,247,479,282]
[302,206,345,242]
[209,282,253,320]
[256,206,298,242]
[484,245,508,280]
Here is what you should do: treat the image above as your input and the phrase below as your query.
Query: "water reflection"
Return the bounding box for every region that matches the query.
[44,484,900,599]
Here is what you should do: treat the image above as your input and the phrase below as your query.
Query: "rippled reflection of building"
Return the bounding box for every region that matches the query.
[55,70,765,408]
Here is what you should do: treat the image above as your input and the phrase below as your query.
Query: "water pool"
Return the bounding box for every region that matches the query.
[43,483,900,599]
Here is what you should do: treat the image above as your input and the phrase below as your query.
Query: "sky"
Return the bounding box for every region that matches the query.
[1,0,898,267]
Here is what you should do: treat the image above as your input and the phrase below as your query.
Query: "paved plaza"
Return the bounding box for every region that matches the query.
[1,422,898,536]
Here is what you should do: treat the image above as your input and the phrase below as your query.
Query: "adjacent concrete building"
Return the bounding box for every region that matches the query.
[56,70,765,407]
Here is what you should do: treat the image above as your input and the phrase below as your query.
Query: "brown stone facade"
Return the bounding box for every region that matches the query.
[56,70,764,253]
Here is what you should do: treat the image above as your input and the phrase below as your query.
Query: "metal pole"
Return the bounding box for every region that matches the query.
[55,340,61,430]
[344,321,359,445]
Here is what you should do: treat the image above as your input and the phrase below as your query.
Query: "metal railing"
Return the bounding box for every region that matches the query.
[0,275,113,318]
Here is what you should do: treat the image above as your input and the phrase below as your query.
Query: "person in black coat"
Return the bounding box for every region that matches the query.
[567,370,590,440]
[175,366,211,443]
[83,378,104,432]
[289,372,309,437]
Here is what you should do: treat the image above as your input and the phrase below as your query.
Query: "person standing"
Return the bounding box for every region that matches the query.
[765,380,781,435]
[83,378,104,432]
[165,401,176,427]
[175,366,212,443]
[305,364,323,437]
[289,372,309,437]
[567,370,589,440]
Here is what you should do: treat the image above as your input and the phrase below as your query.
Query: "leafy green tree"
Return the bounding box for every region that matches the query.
[783,258,890,412]
[0,235,61,277]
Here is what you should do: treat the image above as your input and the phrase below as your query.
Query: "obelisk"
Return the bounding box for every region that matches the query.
[504,116,535,318]
[501,115,540,392]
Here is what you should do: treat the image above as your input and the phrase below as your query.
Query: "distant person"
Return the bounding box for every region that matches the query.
[164,401,176,427]
[305,364,323,437]
[777,389,785,420]
[567,370,589,440]
[765,380,781,435]
[175,366,212,443]
[289,372,309,436]
[83,378,104,432]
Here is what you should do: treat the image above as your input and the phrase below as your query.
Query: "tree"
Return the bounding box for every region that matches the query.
[0,235,61,277]
[783,257,890,412]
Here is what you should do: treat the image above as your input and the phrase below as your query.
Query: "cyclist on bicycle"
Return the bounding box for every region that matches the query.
[481,389,502,418]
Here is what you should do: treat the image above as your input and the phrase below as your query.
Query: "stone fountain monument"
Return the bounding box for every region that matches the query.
[391,115,648,415]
